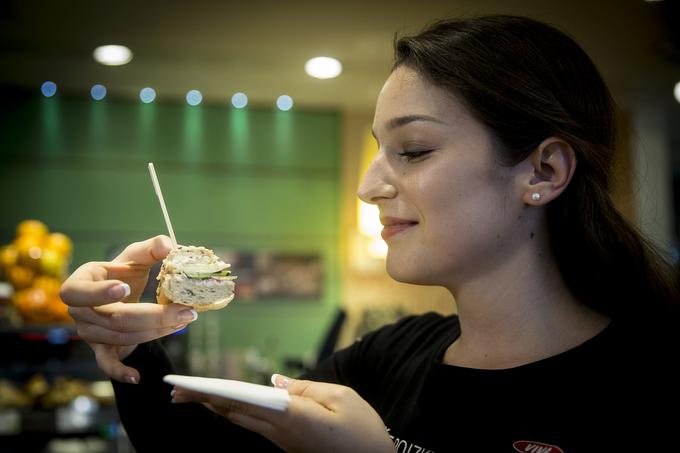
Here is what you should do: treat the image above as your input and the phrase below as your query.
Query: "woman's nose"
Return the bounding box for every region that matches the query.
[357,153,397,204]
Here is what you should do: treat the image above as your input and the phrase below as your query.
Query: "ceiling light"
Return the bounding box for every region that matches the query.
[231,92,248,109]
[186,90,203,106]
[674,81,680,104]
[305,56,342,79]
[276,95,293,111]
[140,87,156,104]
[93,45,133,66]
[90,84,107,100]
[41,81,57,97]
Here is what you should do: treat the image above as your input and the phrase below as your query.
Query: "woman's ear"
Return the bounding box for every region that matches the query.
[522,137,577,205]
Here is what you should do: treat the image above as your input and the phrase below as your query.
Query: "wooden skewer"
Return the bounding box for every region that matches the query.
[148,162,178,249]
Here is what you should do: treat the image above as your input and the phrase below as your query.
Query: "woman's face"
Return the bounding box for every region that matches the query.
[358,66,528,288]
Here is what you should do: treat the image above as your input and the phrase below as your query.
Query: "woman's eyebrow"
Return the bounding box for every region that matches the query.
[371,114,445,138]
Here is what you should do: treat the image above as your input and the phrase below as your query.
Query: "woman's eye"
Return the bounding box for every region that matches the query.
[398,150,433,161]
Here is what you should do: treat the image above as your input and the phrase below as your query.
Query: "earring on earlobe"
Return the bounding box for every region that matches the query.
[531,193,541,201]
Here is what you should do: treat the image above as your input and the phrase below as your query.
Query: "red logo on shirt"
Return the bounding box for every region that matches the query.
[513,440,564,453]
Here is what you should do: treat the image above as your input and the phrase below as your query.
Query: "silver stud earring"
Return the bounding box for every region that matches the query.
[531,193,541,201]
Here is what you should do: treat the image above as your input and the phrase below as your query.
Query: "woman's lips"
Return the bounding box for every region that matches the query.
[380,218,418,240]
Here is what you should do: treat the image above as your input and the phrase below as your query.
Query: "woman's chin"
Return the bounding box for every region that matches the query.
[386,260,435,285]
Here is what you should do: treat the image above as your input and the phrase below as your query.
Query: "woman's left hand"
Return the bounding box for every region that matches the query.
[171,375,395,453]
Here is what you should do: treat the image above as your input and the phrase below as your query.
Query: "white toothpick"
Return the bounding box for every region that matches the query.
[148,162,178,249]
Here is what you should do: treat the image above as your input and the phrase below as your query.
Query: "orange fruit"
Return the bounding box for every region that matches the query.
[16,220,49,239]
[14,235,44,270]
[14,287,51,323]
[0,245,19,273]
[44,233,73,257]
[39,249,67,278]
[48,295,72,323]
[8,265,35,290]
[33,275,62,296]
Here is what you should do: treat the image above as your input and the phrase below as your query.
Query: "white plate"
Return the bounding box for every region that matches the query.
[164,374,290,411]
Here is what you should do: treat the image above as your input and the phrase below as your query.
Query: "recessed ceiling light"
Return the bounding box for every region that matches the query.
[276,95,293,111]
[140,87,156,104]
[41,81,57,97]
[305,56,342,79]
[90,84,107,100]
[186,90,203,106]
[93,45,133,66]
[231,92,248,109]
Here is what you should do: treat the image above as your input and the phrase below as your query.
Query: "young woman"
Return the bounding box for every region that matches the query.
[61,15,679,452]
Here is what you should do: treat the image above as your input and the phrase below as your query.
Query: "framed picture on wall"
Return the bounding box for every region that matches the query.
[212,249,324,301]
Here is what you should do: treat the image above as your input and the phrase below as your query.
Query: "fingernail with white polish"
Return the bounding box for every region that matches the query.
[271,373,290,389]
[177,309,198,323]
[109,283,131,300]
[170,389,176,397]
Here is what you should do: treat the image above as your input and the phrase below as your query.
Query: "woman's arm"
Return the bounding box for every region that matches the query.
[112,340,282,452]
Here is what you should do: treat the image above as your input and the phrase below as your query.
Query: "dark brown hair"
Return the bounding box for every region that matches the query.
[394,15,679,319]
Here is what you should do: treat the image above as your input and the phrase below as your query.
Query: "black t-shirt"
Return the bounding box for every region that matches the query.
[113,312,678,452]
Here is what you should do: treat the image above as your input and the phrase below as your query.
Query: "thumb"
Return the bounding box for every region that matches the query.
[271,373,292,389]
[271,374,322,397]
[271,374,353,410]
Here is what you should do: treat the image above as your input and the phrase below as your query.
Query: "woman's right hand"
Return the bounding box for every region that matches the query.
[60,235,199,384]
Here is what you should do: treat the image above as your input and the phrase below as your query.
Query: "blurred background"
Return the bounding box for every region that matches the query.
[1,0,679,451]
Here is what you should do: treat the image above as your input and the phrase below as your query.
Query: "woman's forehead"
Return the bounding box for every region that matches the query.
[374,66,468,129]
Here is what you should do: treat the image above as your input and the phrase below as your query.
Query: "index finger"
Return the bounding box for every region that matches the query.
[60,262,138,307]
[112,235,173,266]
[60,262,148,307]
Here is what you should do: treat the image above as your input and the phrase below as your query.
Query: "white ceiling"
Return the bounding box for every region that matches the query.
[0,0,678,113]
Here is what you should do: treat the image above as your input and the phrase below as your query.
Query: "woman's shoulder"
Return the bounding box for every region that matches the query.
[610,313,680,344]
[306,312,459,385]
[358,311,460,350]
[368,310,456,334]
[597,313,680,368]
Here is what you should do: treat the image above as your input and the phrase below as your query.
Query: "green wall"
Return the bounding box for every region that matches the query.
[1,92,341,375]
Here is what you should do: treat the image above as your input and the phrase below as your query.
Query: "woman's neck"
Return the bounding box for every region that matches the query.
[443,238,610,370]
